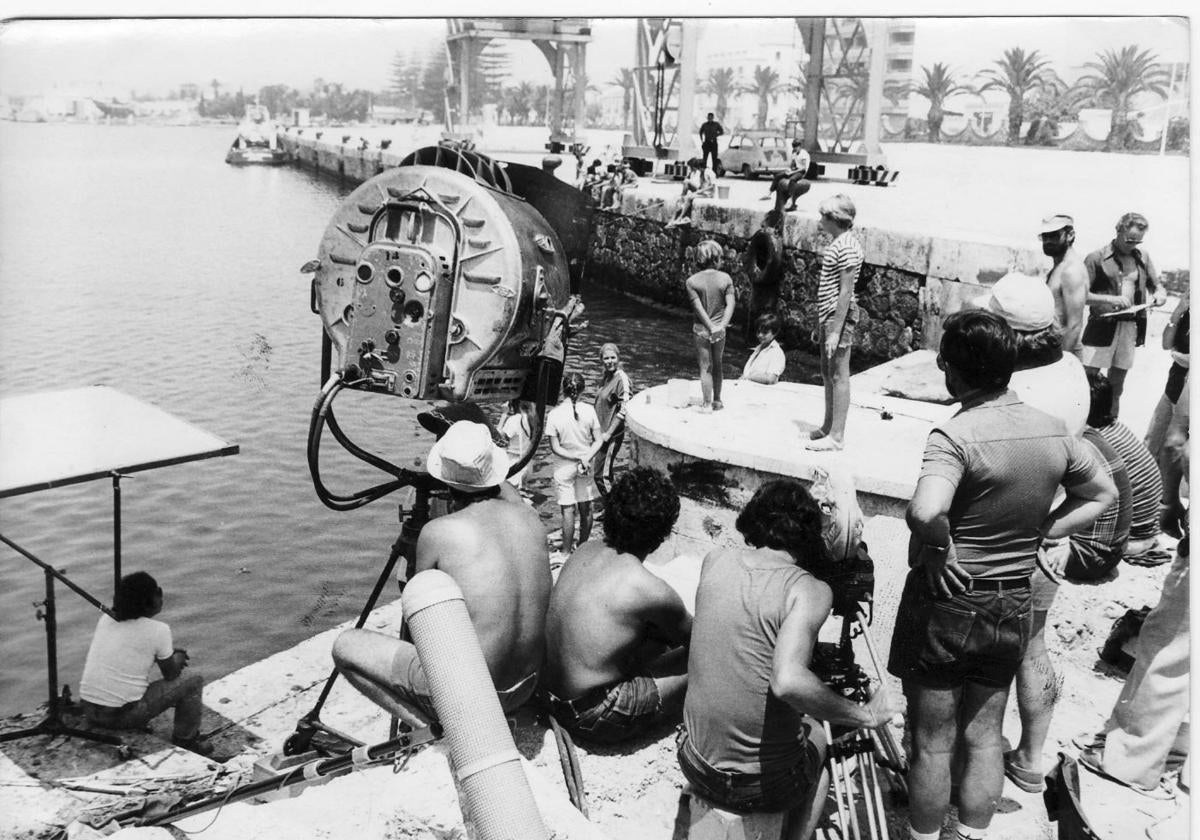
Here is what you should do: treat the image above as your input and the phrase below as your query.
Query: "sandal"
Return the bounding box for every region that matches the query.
[1125,547,1174,567]
[1003,750,1046,793]
[1077,747,1176,800]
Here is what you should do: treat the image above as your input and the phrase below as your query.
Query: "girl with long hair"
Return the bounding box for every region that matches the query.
[546,372,604,552]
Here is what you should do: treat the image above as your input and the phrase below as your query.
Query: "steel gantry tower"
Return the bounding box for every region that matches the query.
[446,18,591,149]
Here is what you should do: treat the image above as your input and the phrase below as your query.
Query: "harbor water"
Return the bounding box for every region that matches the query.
[0,122,759,714]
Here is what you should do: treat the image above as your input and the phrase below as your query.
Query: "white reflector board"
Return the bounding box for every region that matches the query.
[0,385,238,497]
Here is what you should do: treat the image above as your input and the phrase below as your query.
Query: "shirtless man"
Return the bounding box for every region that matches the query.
[1039,214,1088,358]
[333,421,552,726]
[542,466,691,744]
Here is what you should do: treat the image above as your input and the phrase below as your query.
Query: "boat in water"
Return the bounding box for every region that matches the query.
[225,104,288,166]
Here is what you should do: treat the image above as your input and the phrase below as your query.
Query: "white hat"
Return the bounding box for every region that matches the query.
[1038,214,1074,234]
[986,272,1055,332]
[426,421,509,491]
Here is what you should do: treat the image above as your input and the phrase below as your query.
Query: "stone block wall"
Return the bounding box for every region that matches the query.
[587,201,929,365]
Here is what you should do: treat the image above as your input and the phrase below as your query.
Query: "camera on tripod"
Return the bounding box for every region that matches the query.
[825,540,876,621]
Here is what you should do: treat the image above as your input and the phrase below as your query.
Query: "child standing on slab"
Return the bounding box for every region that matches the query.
[547,372,604,552]
[807,194,864,451]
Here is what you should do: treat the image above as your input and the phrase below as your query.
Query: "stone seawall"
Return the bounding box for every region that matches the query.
[277,130,1187,366]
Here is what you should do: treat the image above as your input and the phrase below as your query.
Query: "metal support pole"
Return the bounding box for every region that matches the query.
[111,471,124,594]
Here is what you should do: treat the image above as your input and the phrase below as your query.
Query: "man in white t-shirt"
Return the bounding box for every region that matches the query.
[740,312,786,385]
[79,572,209,754]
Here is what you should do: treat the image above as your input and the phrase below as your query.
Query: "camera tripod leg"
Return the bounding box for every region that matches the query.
[864,741,889,839]
[854,743,880,840]
[841,751,862,840]
[823,721,851,839]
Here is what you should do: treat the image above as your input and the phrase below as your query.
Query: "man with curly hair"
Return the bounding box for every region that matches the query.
[541,466,690,744]
[679,479,904,840]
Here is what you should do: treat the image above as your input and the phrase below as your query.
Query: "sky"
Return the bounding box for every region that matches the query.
[0,12,1190,100]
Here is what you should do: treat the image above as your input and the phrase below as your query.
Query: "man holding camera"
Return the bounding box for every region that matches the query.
[679,479,903,840]
[891,310,1114,840]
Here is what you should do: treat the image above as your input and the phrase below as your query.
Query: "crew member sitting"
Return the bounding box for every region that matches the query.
[541,466,690,744]
[667,158,716,228]
[79,572,210,755]
[333,421,552,726]
[679,480,904,840]
[767,139,812,215]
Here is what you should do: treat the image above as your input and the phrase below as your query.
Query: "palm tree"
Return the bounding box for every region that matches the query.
[1072,45,1171,149]
[914,63,971,142]
[704,67,738,123]
[977,48,1058,144]
[210,78,223,101]
[607,68,636,130]
[741,65,781,130]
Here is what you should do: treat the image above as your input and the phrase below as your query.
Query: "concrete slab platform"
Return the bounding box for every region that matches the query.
[628,378,949,507]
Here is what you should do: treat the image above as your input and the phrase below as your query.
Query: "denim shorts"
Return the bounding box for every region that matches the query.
[887,569,1032,689]
[676,725,823,814]
[546,675,662,745]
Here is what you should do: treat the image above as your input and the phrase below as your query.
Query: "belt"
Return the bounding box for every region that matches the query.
[965,576,1031,593]
[545,684,613,718]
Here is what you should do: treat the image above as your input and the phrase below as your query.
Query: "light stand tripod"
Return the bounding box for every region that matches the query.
[282,484,440,756]
[812,607,908,840]
[0,534,122,750]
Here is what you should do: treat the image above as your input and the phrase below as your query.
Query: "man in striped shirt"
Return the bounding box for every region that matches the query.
[1087,372,1164,558]
[807,194,864,451]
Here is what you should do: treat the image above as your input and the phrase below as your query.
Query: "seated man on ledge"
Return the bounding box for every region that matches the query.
[679,480,904,840]
[333,421,552,727]
[541,466,690,744]
[79,571,210,755]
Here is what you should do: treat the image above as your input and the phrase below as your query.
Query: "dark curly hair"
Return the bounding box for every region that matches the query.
[736,479,834,581]
[939,310,1016,392]
[113,571,161,621]
[604,467,680,558]
[1013,325,1063,369]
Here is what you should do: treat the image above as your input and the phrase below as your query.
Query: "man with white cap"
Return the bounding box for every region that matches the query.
[985,271,1089,437]
[1039,214,1087,358]
[333,421,552,726]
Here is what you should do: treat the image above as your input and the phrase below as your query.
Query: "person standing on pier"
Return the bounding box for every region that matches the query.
[685,239,736,412]
[806,195,864,451]
[699,112,724,174]
[891,309,1114,840]
[1080,212,1168,417]
[1040,214,1088,358]
[547,372,605,552]
[592,343,633,497]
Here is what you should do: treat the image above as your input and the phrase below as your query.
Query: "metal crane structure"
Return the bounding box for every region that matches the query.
[796,17,889,169]
[621,16,896,183]
[620,18,699,176]
[445,18,592,152]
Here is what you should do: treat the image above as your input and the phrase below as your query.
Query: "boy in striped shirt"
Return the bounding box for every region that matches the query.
[807,194,864,450]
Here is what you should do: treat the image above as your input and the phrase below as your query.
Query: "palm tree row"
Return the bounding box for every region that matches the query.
[908,44,1173,149]
[601,42,1176,151]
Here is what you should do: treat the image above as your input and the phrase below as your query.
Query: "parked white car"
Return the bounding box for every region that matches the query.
[718,131,791,179]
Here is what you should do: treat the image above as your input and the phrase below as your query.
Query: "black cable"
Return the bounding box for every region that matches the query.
[306,375,410,510]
